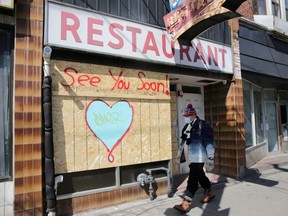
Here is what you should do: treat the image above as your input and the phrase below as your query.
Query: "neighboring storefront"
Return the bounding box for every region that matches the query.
[43,1,246,215]
[0,1,15,215]
[1,0,45,215]
[239,20,288,166]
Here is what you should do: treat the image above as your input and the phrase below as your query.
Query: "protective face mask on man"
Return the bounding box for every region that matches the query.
[184,117,192,124]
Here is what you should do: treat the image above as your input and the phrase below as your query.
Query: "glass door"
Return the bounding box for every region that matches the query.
[280,103,288,152]
[265,102,279,152]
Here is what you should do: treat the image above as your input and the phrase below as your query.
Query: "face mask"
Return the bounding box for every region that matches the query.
[184,117,192,124]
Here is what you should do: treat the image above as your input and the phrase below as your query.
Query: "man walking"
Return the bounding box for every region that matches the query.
[174,103,215,213]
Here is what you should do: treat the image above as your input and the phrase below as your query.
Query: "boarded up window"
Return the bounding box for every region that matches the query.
[51,60,172,173]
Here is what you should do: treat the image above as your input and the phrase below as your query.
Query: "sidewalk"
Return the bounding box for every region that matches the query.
[74,153,288,216]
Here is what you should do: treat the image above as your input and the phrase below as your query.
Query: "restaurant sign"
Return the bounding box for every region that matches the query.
[45,1,234,74]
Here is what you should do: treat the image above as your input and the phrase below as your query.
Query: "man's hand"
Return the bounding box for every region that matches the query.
[176,150,182,164]
[176,155,181,164]
[205,157,214,172]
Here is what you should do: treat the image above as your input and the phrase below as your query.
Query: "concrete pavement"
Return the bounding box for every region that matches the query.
[74,153,288,216]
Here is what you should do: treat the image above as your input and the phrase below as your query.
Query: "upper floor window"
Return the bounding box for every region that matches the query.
[57,0,170,27]
[286,0,288,20]
[0,28,12,181]
[253,0,282,17]
[253,0,267,15]
[272,0,281,17]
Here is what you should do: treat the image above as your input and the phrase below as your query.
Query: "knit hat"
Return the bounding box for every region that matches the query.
[183,104,196,117]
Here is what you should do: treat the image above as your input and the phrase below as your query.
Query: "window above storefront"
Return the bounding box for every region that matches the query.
[286,0,288,20]
[253,0,288,36]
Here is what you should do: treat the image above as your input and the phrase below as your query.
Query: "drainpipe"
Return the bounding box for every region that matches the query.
[43,46,57,215]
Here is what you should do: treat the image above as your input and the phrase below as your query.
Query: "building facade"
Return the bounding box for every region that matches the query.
[4,0,286,215]
[238,0,288,166]
[44,0,245,214]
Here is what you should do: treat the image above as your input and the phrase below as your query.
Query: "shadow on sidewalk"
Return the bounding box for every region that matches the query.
[162,174,232,216]
[163,182,231,216]
[272,164,288,172]
[162,167,281,216]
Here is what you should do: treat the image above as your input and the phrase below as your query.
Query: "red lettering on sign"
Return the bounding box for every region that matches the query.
[142,31,160,56]
[87,18,104,46]
[126,26,142,52]
[61,67,76,86]
[61,67,101,87]
[108,23,124,49]
[109,70,131,90]
[61,12,81,43]
[137,71,170,95]
[162,34,175,58]
[207,45,218,66]
[59,66,169,96]
[57,11,231,71]
[78,74,90,86]
[194,43,206,64]
[180,45,191,61]
[218,48,227,68]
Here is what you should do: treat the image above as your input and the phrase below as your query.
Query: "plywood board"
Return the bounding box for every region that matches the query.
[51,60,170,100]
[53,96,75,173]
[52,62,172,173]
[140,100,151,163]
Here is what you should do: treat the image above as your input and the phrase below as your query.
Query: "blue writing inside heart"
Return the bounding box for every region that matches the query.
[86,99,134,162]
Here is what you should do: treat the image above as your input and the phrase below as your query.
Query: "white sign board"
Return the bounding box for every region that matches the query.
[45,2,233,74]
[0,0,14,9]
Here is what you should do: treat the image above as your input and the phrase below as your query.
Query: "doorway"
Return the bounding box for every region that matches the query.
[280,104,288,152]
[177,93,204,174]
[265,102,279,152]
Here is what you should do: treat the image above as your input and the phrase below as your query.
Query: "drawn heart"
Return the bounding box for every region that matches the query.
[85,99,134,162]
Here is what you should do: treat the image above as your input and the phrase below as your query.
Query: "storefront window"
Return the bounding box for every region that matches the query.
[56,161,169,195]
[243,82,253,148]
[279,90,288,100]
[0,28,12,180]
[57,168,116,195]
[243,81,265,148]
[279,91,288,143]
[263,89,276,100]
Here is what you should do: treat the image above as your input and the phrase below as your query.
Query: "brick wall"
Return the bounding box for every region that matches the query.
[14,0,44,215]
[204,17,246,178]
[237,0,254,19]
[57,181,168,215]
[204,80,246,178]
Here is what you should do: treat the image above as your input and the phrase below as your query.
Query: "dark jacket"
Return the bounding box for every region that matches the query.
[178,117,215,163]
